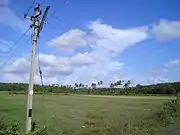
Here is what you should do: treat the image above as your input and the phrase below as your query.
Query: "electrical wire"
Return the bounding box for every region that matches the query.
[37,38,43,86]
[40,0,46,7]
[53,0,68,15]
[25,0,36,16]
[46,0,68,24]
[36,36,48,126]
[0,27,32,68]
[7,27,31,54]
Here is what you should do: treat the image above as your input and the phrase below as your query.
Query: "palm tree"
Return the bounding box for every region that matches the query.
[94,83,96,89]
[79,83,82,88]
[91,83,96,89]
[127,80,131,87]
[98,81,100,86]
[81,83,84,88]
[114,82,118,88]
[124,83,128,88]
[117,80,122,86]
[124,80,131,88]
[110,83,114,88]
[114,80,122,88]
[97,80,103,87]
[74,83,78,89]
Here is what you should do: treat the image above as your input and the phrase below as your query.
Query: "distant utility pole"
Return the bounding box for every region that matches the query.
[24,4,50,134]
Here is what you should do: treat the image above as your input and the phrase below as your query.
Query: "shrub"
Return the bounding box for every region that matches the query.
[0,120,48,135]
[28,127,48,135]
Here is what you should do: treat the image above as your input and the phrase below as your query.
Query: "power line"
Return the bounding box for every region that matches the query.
[37,36,47,126]
[52,0,68,15]
[0,27,32,68]
[46,0,68,23]
[37,37,43,86]
[0,27,31,54]
[40,0,46,7]
[8,27,31,53]
[24,0,36,18]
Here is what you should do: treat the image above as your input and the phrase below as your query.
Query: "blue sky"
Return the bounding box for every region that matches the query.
[0,0,180,86]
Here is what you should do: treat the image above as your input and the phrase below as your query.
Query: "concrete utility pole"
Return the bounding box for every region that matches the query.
[24,4,50,134]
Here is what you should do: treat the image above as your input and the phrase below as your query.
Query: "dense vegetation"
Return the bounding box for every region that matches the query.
[0,81,180,95]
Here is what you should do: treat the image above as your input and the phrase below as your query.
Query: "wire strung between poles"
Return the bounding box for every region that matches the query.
[0,27,32,68]
[24,0,36,18]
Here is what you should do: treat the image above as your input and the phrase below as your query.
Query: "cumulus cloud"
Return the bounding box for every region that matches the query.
[165,59,180,71]
[47,29,87,53]
[48,19,148,55]
[1,52,98,83]
[0,39,13,53]
[70,52,96,66]
[45,19,148,85]
[4,58,29,74]
[88,19,148,54]
[169,59,180,67]
[132,76,171,85]
[0,0,28,32]
[153,20,180,41]
[39,54,69,67]
[1,19,149,85]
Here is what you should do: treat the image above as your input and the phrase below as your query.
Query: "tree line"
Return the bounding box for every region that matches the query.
[0,80,180,95]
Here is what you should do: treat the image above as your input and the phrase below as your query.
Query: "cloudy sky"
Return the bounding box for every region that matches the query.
[0,0,180,86]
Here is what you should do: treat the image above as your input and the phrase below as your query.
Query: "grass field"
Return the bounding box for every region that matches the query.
[0,93,176,135]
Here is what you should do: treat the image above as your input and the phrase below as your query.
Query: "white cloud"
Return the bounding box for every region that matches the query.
[0,39,12,53]
[39,54,69,67]
[4,58,29,74]
[48,19,148,55]
[46,19,148,85]
[169,59,180,67]
[47,29,87,53]
[88,19,148,54]
[70,52,96,66]
[165,59,180,71]
[132,76,171,85]
[1,52,98,83]
[1,19,149,85]
[0,0,28,32]
[153,20,180,41]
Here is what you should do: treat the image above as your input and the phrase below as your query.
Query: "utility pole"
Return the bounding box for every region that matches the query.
[24,4,50,134]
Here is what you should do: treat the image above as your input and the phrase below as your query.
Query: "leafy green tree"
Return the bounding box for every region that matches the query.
[136,84,143,89]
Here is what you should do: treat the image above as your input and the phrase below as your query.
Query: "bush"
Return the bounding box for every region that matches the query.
[0,121,21,135]
[164,96,180,116]
[28,127,48,135]
[0,120,48,135]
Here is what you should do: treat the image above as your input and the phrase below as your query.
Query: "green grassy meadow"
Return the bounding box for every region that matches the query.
[0,93,176,135]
